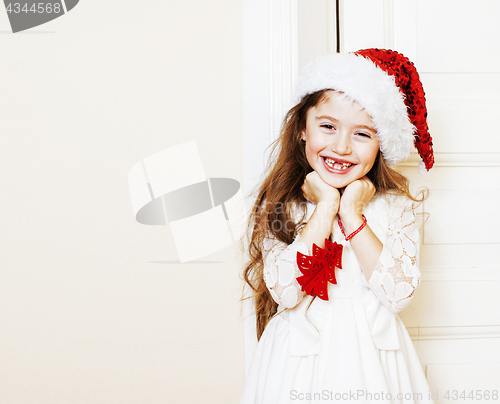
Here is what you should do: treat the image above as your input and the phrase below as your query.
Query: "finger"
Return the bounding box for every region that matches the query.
[359,176,374,186]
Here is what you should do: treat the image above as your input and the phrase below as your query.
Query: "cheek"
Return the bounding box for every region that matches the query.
[305,136,321,157]
[361,145,380,169]
[306,132,325,152]
[305,144,317,166]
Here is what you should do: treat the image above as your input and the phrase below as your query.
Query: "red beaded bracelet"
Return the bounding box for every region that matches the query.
[338,215,367,241]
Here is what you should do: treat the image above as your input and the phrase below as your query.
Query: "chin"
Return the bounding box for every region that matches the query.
[319,173,353,189]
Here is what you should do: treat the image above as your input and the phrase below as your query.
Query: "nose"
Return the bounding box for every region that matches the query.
[331,133,351,155]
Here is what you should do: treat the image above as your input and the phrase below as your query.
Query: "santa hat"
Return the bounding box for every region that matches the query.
[293,49,434,173]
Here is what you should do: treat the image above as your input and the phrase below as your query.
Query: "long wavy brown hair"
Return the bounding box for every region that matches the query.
[242,89,425,340]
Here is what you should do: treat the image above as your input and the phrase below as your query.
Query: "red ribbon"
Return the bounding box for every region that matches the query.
[296,238,343,301]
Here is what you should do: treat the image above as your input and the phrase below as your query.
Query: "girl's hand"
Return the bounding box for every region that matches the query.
[302,171,340,210]
[338,176,375,225]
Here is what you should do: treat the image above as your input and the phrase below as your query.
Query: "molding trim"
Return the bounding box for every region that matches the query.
[427,96,500,111]
[242,0,298,376]
[326,0,337,54]
[420,267,500,282]
[407,325,500,341]
[383,0,394,49]
[268,0,299,142]
[242,0,298,198]
[399,152,500,167]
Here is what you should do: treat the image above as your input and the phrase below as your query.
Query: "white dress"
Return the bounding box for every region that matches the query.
[240,193,434,404]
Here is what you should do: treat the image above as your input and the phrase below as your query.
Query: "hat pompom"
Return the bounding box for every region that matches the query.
[418,160,430,175]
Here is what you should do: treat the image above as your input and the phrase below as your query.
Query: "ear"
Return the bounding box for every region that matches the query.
[300,130,306,141]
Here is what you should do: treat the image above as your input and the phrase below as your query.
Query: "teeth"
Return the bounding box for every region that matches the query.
[324,157,352,170]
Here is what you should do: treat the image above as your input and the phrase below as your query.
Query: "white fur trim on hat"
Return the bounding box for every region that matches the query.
[293,53,415,166]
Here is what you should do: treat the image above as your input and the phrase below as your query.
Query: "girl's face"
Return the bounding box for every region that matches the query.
[301,91,380,189]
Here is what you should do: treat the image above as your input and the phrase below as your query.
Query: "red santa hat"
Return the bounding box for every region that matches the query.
[293,48,434,173]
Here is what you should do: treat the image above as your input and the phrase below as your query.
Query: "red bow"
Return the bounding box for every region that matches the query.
[296,238,343,301]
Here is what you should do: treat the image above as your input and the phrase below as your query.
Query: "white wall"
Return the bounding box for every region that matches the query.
[0,1,245,403]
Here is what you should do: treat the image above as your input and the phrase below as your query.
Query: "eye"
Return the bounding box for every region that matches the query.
[356,132,371,138]
[320,124,335,130]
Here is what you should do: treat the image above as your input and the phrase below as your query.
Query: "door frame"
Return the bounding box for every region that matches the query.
[241,0,298,373]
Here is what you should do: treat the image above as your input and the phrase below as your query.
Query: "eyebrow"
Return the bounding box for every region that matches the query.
[357,124,377,132]
[316,115,337,121]
[315,115,376,132]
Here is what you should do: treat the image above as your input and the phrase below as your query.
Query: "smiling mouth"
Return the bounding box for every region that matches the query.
[323,157,354,171]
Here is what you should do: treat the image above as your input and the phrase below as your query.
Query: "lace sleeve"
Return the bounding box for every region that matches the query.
[262,232,310,309]
[361,199,421,314]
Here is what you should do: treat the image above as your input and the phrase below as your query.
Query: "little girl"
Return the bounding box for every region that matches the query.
[240,49,435,404]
